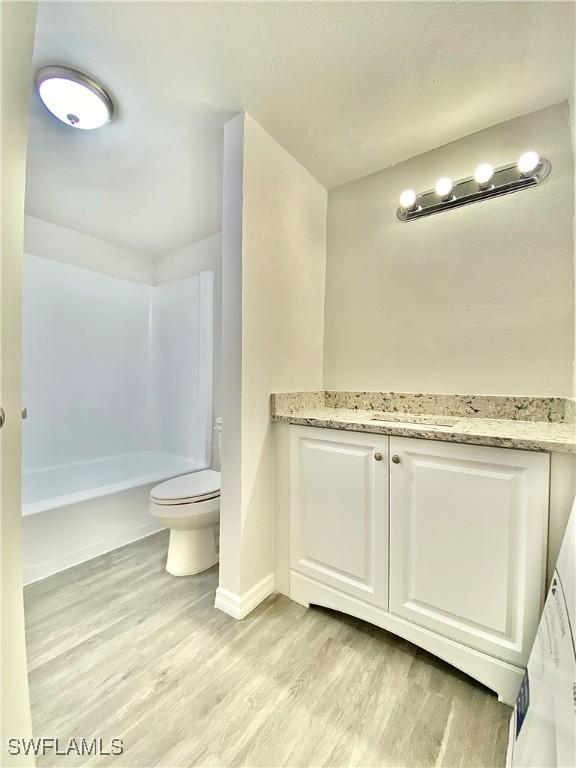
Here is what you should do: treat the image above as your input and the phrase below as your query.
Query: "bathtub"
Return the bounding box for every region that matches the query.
[22,452,204,584]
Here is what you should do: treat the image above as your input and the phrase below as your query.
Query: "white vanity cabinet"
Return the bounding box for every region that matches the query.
[288,425,550,705]
[388,437,549,667]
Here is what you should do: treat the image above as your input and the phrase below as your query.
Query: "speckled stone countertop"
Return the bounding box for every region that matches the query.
[271,392,576,454]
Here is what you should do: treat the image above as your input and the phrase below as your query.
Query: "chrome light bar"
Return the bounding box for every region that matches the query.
[397,157,551,222]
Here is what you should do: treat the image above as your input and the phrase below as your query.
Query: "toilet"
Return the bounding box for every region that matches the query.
[149,469,220,576]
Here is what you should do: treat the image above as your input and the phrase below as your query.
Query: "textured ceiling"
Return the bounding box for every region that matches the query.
[26,1,575,256]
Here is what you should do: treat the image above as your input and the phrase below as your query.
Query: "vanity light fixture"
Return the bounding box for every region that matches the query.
[397,152,551,222]
[34,66,114,129]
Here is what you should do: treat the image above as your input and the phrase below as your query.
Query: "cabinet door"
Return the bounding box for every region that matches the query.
[290,426,389,609]
[389,437,549,665]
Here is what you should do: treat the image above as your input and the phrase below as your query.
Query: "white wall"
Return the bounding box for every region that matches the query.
[150,272,213,462]
[569,77,576,501]
[218,114,245,597]
[324,103,575,397]
[154,233,222,463]
[25,219,223,467]
[23,255,214,472]
[217,114,327,602]
[25,214,155,284]
[239,115,327,592]
[23,255,152,470]
[154,233,222,283]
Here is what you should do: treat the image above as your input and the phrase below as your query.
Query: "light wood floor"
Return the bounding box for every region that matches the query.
[25,531,511,768]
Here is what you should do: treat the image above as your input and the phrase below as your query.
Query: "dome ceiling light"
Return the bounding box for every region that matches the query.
[34,65,114,130]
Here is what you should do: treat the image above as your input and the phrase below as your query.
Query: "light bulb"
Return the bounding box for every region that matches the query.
[474,163,494,189]
[517,151,540,176]
[434,177,453,200]
[399,189,417,211]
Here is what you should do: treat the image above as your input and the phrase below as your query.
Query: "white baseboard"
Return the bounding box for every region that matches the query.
[24,521,163,585]
[214,573,275,620]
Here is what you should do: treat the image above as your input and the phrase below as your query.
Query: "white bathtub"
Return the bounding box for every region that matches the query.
[22,452,204,584]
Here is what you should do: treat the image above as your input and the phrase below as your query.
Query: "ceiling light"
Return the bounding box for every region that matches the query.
[34,66,114,130]
[399,189,417,211]
[473,163,494,189]
[517,151,540,177]
[434,177,453,201]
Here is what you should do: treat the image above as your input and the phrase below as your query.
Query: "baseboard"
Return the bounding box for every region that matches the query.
[214,573,275,620]
[24,522,164,585]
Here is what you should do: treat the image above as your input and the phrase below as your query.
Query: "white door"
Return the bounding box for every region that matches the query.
[290,426,389,609]
[1,3,37,762]
[389,437,549,666]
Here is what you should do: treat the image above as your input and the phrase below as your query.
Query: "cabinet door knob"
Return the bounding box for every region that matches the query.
[391,455,401,464]
[374,452,383,461]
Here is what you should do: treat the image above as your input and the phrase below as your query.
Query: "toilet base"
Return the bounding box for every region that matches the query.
[166,525,219,576]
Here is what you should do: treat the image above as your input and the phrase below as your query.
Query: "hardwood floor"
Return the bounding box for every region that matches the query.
[25,531,511,767]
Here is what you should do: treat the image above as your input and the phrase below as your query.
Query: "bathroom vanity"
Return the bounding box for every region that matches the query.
[272,392,576,706]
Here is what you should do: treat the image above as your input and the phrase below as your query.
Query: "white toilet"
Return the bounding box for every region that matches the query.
[149,469,220,576]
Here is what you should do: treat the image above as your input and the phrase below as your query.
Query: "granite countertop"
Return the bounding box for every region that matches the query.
[271,392,576,454]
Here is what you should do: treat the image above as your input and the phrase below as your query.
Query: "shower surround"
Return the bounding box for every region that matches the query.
[22,255,214,582]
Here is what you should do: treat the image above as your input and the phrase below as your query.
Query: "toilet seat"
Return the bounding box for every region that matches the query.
[151,469,220,505]
[150,495,220,527]
[152,491,220,506]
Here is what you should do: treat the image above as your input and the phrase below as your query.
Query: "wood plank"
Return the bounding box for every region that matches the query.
[25,531,511,767]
